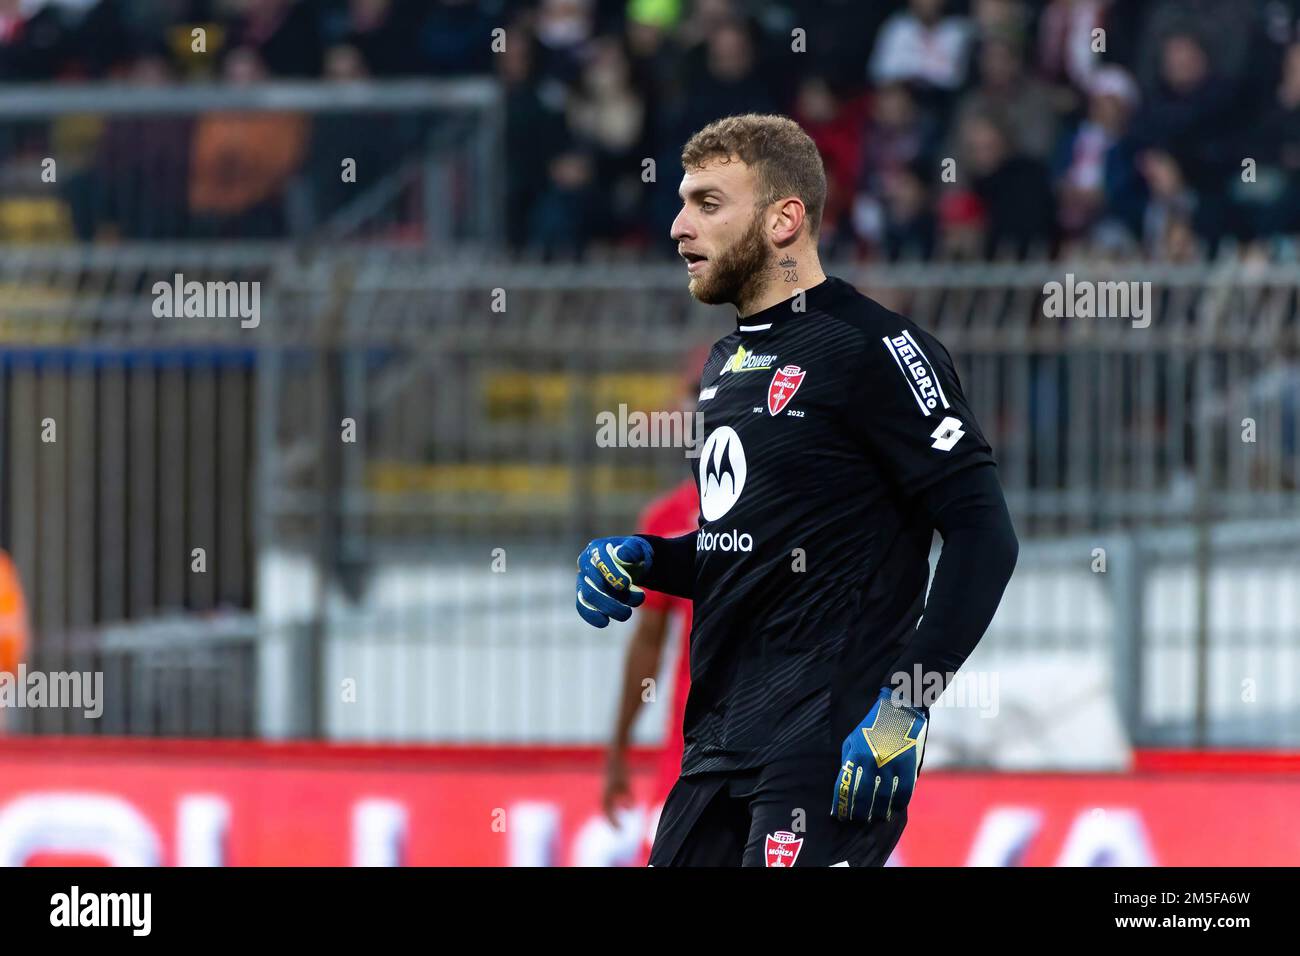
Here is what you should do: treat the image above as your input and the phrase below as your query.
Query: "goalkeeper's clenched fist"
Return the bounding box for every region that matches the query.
[574,536,653,628]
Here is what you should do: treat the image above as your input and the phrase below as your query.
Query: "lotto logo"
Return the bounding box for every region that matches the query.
[930,416,965,451]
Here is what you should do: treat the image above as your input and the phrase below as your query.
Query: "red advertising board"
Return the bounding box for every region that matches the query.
[0,738,1295,866]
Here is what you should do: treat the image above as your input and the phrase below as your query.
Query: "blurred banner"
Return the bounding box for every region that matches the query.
[0,739,1295,867]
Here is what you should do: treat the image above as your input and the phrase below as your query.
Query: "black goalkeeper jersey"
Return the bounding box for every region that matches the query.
[675,275,995,776]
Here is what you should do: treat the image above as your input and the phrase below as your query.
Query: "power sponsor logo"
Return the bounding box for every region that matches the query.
[718,345,778,377]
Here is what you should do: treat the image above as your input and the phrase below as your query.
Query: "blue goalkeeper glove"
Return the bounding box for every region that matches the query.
[574,536,653,628]
[832,687,928,824]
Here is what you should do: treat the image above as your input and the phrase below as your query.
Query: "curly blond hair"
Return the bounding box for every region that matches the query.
[680,113,827,237]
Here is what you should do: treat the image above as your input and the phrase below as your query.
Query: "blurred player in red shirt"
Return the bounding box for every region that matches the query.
[601,480,697,825]
[600,349,706,861]
[0,549,29,733]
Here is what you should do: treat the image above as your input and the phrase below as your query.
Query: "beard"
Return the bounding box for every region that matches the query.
[688,210,771,307]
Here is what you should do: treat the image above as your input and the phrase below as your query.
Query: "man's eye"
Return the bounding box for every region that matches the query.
[700,202,718,213]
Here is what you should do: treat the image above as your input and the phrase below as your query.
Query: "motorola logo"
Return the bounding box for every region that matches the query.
[699,426,746,521]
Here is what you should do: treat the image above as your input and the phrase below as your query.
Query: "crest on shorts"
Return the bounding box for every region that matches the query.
[764,830,804,867]
[767,365,806,416]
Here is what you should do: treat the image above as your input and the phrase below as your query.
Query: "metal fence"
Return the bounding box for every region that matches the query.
[0,81,503,245]
[2,246,1299,752]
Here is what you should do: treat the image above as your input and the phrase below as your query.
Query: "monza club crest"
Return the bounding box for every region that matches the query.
[764,830,804,867]
[767,364,806,416]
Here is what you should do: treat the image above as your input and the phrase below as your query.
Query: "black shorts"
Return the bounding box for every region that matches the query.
[647,752,908,867]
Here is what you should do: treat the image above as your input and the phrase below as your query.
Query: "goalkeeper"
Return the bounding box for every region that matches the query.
[576,114,1018,866]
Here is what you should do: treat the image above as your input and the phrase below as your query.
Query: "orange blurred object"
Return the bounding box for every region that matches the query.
[189,112,309,216]
[0,550,29,676]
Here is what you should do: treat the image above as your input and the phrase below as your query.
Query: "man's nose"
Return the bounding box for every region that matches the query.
[670,210,694,242]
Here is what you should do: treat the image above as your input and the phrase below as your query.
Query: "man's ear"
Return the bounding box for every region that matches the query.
[772,197,807,244]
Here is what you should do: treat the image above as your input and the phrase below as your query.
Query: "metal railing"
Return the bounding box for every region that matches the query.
[0,81,503,245]
[2,247,1298,752]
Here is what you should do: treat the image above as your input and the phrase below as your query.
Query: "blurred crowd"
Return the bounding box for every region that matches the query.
[3,0,1300,260]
